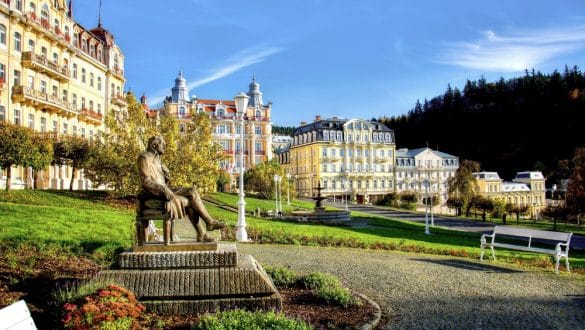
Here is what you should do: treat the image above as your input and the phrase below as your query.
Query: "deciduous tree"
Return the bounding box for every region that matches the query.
[53,135,92,191]
[448,159,480,216]
[0,122,33,191]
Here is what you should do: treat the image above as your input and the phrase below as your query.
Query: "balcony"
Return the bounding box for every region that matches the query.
[12,86,78,117]
[110,93,127,107]
[79,109,103,124]
[111,65,124,79]
[23,13,70,48]
[249,116,270,121]
[21,52,70,82]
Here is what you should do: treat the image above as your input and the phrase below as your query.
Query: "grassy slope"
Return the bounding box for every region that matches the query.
[1,190,583,271]
[0,190,134,258]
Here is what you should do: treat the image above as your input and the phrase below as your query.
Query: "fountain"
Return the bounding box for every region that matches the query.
[311,181,327,213]
[285,181,351,225]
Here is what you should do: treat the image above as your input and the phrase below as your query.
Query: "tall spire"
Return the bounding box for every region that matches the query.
[171,70,190,102]
[98,0,102,27]
[68,0,73,18]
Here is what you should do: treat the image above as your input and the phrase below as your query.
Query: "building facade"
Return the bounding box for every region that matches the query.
[288,117,396,204]
[156,73,273,176]
[474,171,546,217]
[0,0,126,189]
[395,148,459,204]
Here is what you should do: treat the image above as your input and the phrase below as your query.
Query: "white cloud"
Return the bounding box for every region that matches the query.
[148,45,283,106]
[439,25,585,72]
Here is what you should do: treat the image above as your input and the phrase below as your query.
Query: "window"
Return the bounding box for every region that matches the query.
[81,97,85,109]
[0,63,5,82]
[89,72,94,87]
[14,109,21,125]
[81,68,86,83]
[40,80,47,93]
[62,89,68,102]
[179,106,185,117]
[62,122,68,135]
[89,100,94,110]
[27,39,34,51]
[14,32,21,52]
[97,76,102,91]
[52,52,58,64]
[13,70,20,86]
[80,127,85,138]
[216,108,224,117]
[0,106,4,121]
[0,25,6,45]
[97,104,101,114]
[72,125,77,136]
[72,93,77,108]
[255,110,261,118]
[72,64,77,78]
[15,0,23,11]
[323,131,329,141]
[322,164,327,173]
[255,142,262,152]
[179,123,186,133]
[52,120,58,132]
[52,85,58,97]
[255,126,261,135]
[28,113,35,129]
[40,117,46,132]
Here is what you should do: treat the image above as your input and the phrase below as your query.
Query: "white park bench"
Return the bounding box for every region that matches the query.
[0,300,37,330]
[480,225,573,274]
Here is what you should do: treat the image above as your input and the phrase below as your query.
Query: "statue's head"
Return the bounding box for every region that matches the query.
[148,135,166,155]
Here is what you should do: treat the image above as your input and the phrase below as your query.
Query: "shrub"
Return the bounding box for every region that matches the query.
[59,283,146,329]
[316,285,354,308]
[193,309,311,330]
[300,272,339,290]
[264,266,297,287]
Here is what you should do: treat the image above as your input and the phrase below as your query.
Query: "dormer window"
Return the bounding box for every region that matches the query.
[216,107,225,117]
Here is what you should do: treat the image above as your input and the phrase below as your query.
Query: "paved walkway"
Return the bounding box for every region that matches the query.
[238,244,585,329]
[324,201,585,250]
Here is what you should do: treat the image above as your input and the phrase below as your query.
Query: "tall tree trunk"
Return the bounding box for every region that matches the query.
[69,167,77,191]
[5,166,12,191]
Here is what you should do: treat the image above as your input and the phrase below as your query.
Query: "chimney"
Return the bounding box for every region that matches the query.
[314,115,321,122]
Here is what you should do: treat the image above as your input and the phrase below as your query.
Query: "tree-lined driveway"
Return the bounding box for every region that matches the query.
[325,201,585,250]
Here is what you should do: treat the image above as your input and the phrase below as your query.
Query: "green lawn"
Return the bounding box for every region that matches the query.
[1,190,584,272]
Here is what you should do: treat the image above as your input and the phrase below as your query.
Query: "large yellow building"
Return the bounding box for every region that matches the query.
[288,116,396,204]
[473,171,546,217]
[155,73,272,182]
[0,0,126,189]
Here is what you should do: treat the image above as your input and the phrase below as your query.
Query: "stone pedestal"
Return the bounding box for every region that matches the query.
[97,243,281,315]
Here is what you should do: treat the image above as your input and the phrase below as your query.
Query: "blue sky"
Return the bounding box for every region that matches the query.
[74,0,585,126]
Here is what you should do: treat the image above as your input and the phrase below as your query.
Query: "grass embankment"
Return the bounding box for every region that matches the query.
[0,190,584,272]
[0,190,134,261]
[208,192,585,272]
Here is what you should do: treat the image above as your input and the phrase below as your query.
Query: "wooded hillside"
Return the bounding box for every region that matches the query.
[380,66,585,185]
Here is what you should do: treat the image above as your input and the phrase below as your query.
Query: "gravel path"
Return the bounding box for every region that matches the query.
[237,243,585,329]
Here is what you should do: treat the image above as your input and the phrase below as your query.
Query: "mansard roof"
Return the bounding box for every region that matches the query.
[292,117,392,136]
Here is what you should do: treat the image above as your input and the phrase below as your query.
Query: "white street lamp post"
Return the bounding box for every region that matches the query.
[343,180,348,211]
[274,174,280,213]
[234,92,250,242]
[430,183,435,227]
[424,180,430,235]
[286,173,291,206]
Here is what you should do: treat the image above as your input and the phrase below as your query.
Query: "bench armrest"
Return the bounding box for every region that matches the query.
[480,233,494,245]
[556,242,570,253]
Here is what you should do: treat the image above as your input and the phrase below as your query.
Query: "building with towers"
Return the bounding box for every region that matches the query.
[0,0,126,189]
[153,72,273,183]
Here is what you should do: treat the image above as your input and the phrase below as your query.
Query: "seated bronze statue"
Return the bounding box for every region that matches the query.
[136,135,225,244]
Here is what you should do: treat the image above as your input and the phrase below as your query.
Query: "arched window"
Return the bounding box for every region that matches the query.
[255,109,261,118]
[216,107,224,117]
[179,106,186,118]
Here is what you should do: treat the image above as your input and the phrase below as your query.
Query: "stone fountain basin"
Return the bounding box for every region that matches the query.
[284,209,351,225]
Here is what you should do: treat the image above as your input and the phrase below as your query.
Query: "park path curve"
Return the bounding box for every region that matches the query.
[238,243,585,329]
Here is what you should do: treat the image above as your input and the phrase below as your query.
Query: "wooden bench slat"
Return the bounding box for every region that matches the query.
[0,300,37,330]
[492,243,556,255]
[493,226,571,241]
